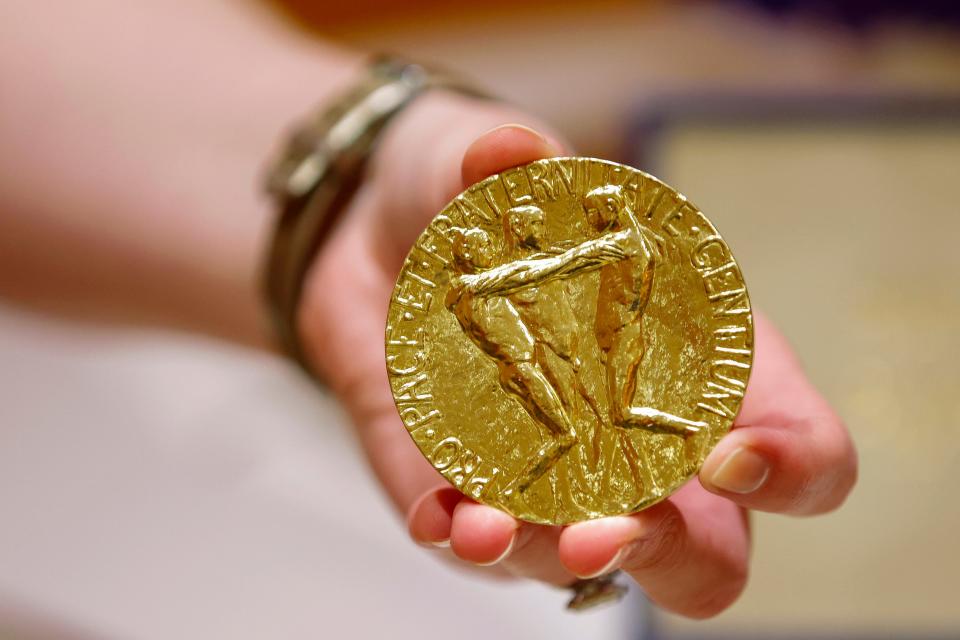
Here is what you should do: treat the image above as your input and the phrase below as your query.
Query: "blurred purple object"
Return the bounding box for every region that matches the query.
[740,0,960,27]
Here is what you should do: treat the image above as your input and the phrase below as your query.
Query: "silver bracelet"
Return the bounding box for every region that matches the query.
[262,55,487,376]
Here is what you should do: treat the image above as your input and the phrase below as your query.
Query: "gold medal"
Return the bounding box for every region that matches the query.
[386,158,753,525]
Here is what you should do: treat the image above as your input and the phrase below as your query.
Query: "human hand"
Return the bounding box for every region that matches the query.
[638,225,670,263]
[297,92,857,618]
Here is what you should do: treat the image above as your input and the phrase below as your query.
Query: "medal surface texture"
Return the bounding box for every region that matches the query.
[386,158,753,525]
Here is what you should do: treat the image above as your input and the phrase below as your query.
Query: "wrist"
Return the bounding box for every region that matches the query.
[137,39,366,350]
[0,0,367,348]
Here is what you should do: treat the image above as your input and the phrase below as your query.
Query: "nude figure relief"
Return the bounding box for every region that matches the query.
[444,185,706,497]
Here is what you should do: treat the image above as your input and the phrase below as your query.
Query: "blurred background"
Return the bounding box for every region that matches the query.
[1,0,959,638]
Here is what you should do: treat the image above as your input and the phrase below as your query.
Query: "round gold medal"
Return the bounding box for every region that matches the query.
[385,158,753,525]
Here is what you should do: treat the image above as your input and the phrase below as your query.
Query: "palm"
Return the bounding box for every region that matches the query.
[300,192,444,511]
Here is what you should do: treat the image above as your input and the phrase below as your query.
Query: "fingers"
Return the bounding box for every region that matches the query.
[559,483,751,619]
[449,500,520,565]
[408,487,516,563]
[369,90,568,266]
[407,486,463,547]
[410,485,752,620]
[409,482,754,619]
[408,487,575,585]
[699,312,858,515]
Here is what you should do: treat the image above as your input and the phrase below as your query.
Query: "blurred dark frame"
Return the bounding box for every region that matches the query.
[627,93,960,176]
[738,0,960,29]
[623,93,959,640]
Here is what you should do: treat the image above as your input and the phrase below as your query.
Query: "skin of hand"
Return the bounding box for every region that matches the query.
[297,92,858,618]
[0,0,856,618]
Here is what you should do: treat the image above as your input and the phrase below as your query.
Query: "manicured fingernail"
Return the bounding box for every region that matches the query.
[475,530,517,567]
[574,544,630,580]
[430,539,450,548]
[709,447,770,494]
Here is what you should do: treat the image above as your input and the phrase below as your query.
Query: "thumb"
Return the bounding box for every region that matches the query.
[367,91,568,268]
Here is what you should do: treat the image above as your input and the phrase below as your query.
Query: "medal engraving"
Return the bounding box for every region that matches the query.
[387,158,753,524]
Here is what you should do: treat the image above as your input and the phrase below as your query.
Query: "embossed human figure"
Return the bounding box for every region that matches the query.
[444,225,628,495]
[501,205,604,416]
[501,206,634,468]
[584,185,707,437]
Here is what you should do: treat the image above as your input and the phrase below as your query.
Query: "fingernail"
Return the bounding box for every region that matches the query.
[429,539,450,548]
[709,447,770,494]
[574,544,631,580]
[486,123,548,144]
[475,530,517,567]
